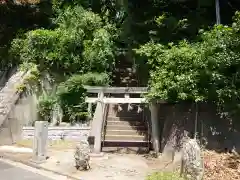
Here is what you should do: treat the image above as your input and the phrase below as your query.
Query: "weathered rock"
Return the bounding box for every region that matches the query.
[162,130,190,162]
[74,140,90,170]
[180,138,204,180]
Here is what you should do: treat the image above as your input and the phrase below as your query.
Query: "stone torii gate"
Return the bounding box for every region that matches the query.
[84,86,160,154]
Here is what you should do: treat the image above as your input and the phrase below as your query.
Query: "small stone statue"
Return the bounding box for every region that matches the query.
[180,138,204,180]
[74,140,90,170]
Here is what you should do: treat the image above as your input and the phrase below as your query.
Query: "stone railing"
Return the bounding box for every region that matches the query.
[22,126,90,141]
[0,70,31,127]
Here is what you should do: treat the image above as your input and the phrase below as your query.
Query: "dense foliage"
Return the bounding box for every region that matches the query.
[11,6,116,76]
[2,0,240,124]
[9,2,116,122]
[137,13,240,115]
[56,72,110,122]
[0,0,51,69]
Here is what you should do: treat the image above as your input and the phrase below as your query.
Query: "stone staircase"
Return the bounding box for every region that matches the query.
[99,57,150,153]
[0,69,30,127]
[112,58,139,87]
[101,103,150,153]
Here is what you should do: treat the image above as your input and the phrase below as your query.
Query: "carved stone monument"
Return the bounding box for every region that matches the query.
[180,138,204,180]
[32,121,48,163]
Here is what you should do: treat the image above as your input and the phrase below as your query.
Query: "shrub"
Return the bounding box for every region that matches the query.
[56,72,110,123]
[146,172,185,180]
[37,94,57,122]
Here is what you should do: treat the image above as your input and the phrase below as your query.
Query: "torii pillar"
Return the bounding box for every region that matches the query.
[88,91,105,154]
[150,102,160,154]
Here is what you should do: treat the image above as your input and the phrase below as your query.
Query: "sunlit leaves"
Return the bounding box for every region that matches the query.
[10,5,116,75]
[55,6,102,33]
[137,14,240,114]
[10,4,117,123]
[138,40,201,102]
[83,28,115,72]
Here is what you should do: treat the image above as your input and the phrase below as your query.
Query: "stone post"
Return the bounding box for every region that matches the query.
[88,91,105,155]
[93,91,104,154]
[150,102,160,154]
[32,121,48,163]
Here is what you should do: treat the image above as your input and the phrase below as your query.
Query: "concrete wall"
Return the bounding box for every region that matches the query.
[13,93,38,126]
[0,91,89,144]
[0,91,39,145]
[0,123,90,145]
[158,102,240,153]
[0,72,90,145]
[22,126,90,141]
[0,67,37,145]
[0,116,22,145]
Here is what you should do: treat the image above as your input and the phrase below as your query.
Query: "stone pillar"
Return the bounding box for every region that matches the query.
[88,91,105,155]
[32,121,48,163]
[150,102,160,154]
[93,91,104,154]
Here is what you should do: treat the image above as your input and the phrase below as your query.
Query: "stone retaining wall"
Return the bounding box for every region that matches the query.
[22,127,90,141]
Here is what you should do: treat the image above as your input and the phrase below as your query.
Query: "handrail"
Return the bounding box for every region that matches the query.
[0,70,29,93]
[0,70,30,127]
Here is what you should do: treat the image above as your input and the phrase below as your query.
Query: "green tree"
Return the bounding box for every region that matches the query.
[137,11,240,121]
[11,5,116,77]
[10,4,116,123]
[56,72,110,123]
[0,0,52,69]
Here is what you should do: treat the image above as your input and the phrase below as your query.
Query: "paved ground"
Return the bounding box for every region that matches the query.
[0,161,55,180]
[39,150,179,180]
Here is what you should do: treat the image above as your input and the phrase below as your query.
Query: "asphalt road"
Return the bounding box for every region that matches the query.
[0,161,53,180]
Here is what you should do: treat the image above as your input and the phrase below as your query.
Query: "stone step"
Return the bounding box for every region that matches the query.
[121,79,138,83]
[116,68,134,72]
[119,74,137,78]
[118,76,137,79]
[107,120,144,126]
[106,124,147,131]
[107,116,143,121]
[119,76,137,81]
[108,112,143,117]
[116,68,136,72]
[101,146,149,154]
[104,134,147,141]
[110,112,140,117]
[108,107,142,113]
[105,129,147,136]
